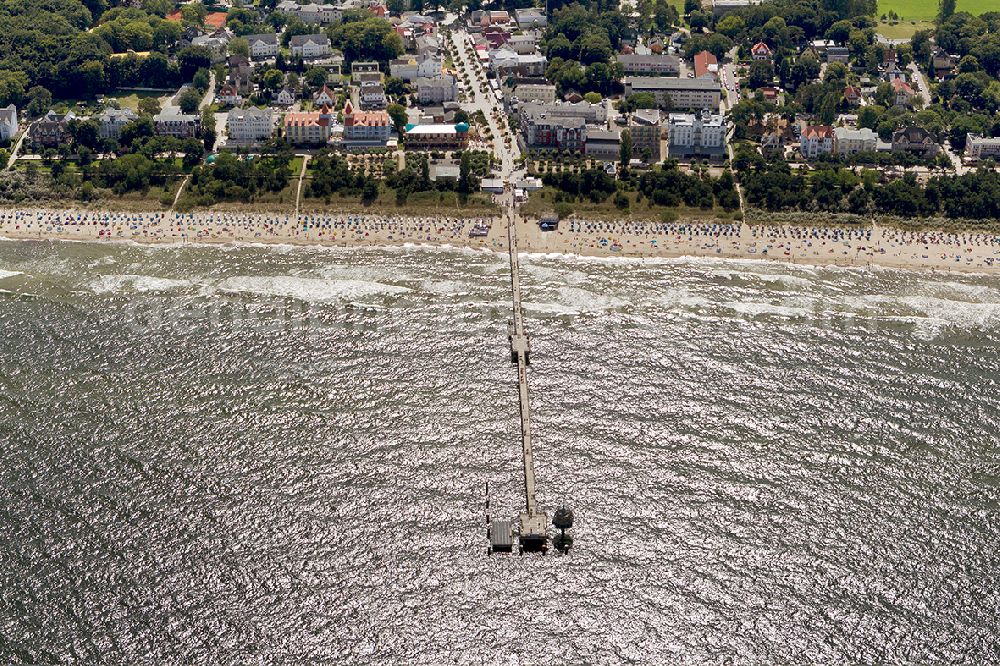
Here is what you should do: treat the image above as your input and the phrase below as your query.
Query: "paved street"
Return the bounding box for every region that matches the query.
[448,28,520,181]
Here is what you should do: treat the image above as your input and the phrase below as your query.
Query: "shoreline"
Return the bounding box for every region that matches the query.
[1,208,999,274]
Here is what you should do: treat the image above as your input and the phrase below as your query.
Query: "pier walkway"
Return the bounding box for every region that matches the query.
[504,203,548,551]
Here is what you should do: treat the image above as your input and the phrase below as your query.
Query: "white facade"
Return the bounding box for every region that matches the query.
[275,88,296,105]
[966,133,1000,162]
[0,104,18,141]
[290,35,332,59]
[98,108,137,140]
[513,83,556,103]
[416,75,457,104]
[277,1,341,25]
[801,126,834,158]
[226,107,274,142]
[390,56,441,82]
[833,126,877,155]
[667,110,726,156]
[247,34,279,59]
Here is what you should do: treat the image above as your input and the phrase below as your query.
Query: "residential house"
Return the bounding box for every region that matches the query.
[415,34,439,57]
[228,55,253,82]
[623,77,720,111]
[843,86,862,106]
[520,106,587,152]
[403,122,470,149]
[800,124,833,158]
[891,126,939,157]
[226,107,274,142]
[276,1,341,25]
[28,110,76,149]
[390,55,441,82]
[489,48,546,77]
[290,34,332,59]
[629,109,663,162]
[416,74,457,104]
[965,133,1000,162]
[509,33,539,56]
[827,47,849,64]
[97,108,137,141]
[352,61,381,82]
[617,54,681,77]
[584,129,621,161]
[667,109,726,158]
[514,8,547,29]
[154,109,201,138]
[932,52,959,80]
[833,126,877,155]
[693,50,718,79]
[513,83,557,103]
[283,106,332,144]
[342,100,392,147]
[313,84,336,106]
[891,79,916,106]
[360,81,386,109]
[191,31,231,63]
[246,33,279,59]
[760,118,792,157]
[0,104,17,141]
[712,0,766,15]
[217,82,243,106]
[751,42,772,61]
[883,62,906,83]
[275,88,296,106]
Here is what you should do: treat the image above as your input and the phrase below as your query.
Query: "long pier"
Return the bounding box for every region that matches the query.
[505,205,548,552]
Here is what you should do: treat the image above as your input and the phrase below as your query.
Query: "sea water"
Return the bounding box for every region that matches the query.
[0,239,997,663]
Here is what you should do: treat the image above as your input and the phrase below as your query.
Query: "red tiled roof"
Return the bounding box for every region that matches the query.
[694,50,717,78]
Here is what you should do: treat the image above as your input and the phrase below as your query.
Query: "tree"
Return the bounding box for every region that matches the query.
[179,87,202,114]
[26,86,53,117]
[387,103,408,132]
[619,128,633,170]
[938,0,956,24]
[717,14,746,39]
[261,68,285,91]
[748,61,775,89]
[305,66,328,87]
[177,46,213,79]
[229,37,249,57]
[137,97,161,116]
[683,0,699,14]
[192,68,211,93]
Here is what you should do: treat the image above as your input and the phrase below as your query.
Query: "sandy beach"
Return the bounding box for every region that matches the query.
[2,208,1000,273]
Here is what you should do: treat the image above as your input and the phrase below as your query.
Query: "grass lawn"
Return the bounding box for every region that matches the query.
[877,0,994,21]
[876,20,935,39]
[105,91,168,112]
[521,186,739,223]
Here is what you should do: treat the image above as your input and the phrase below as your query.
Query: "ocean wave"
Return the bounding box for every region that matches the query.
[89,274,195,294]
[0,269,23,280]
[215,276,411,303]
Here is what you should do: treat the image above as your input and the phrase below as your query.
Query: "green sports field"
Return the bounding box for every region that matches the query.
[878,0,995,21]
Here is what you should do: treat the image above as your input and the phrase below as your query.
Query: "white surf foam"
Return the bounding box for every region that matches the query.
[0,269,23,280]
[216,276,411,303]
[89,274,194,294]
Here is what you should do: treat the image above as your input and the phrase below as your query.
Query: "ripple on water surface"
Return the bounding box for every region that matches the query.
[0,240,997,664]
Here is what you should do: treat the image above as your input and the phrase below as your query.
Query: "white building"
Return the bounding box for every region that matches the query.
[360,81,386,109]
[313,84,336,106]
[275,88,296,106]
[513,83,556,103]
[623,76,721,111]
[966,133,1000,162]
[667,110,726,157]
[801,125,834,158]
[0,104,18,141]
[290,34,332,59]
[246,33,279,59]
[226,107,274,142]
[833,126,877,156]
[389,55,441,82]
[514,8,547,29]
[276,0,341,25]
[97,108,137,141]
[416,74,457,104]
